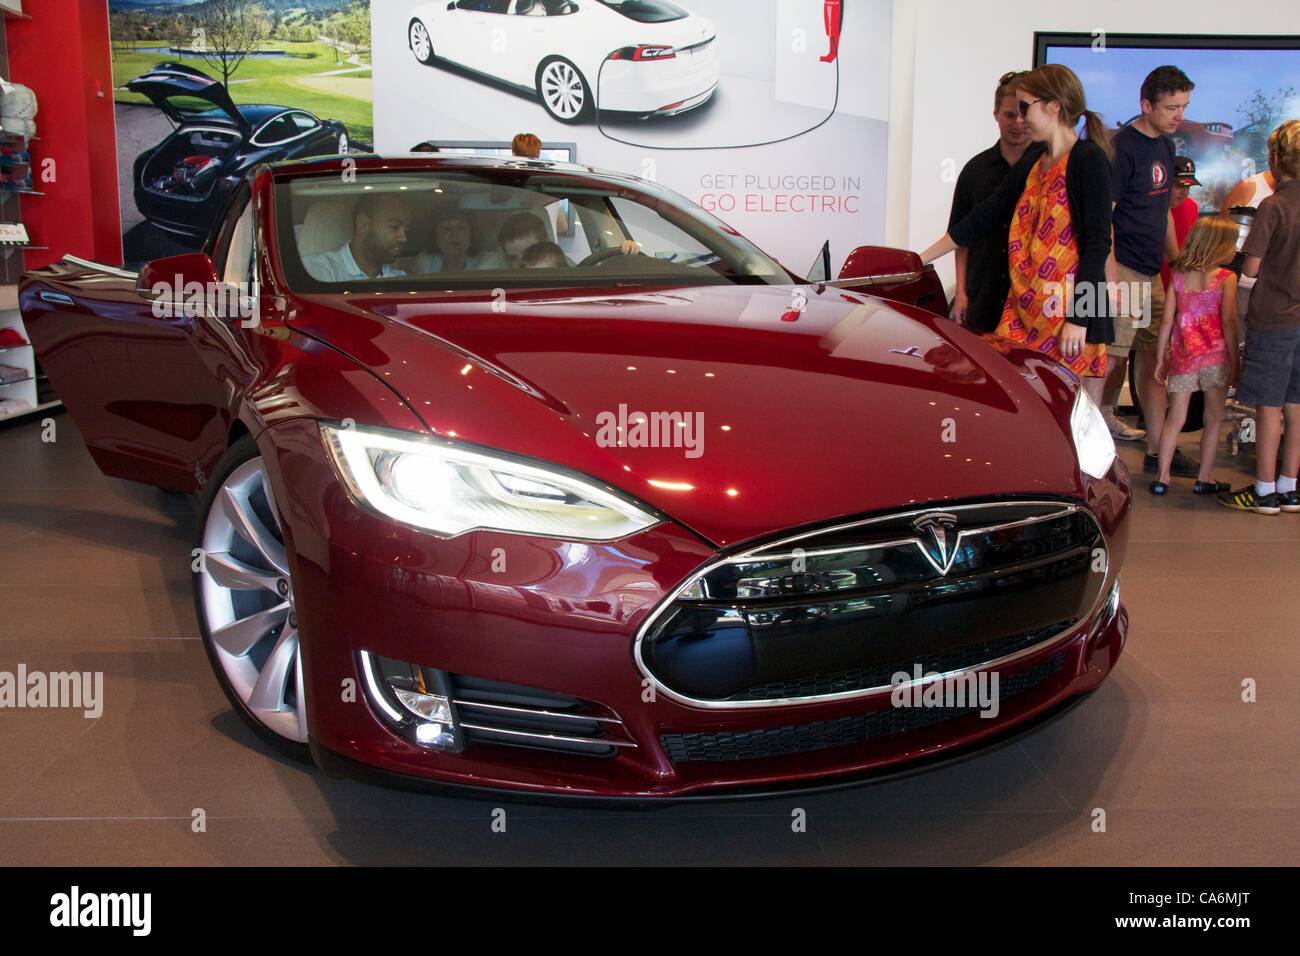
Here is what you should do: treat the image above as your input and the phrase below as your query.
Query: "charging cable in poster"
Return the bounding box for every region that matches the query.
[595,0,843,152]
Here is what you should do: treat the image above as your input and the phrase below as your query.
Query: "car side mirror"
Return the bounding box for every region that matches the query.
[837,245,923,283]
[136,253,219,302]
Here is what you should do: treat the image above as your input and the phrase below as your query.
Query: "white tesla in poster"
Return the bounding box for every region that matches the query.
[407,0,721,123]
[374,0,893,267]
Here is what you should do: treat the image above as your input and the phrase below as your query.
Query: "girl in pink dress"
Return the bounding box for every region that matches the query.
[1151,217,1241,495]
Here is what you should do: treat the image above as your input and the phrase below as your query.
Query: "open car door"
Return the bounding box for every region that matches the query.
[16,187,258,492]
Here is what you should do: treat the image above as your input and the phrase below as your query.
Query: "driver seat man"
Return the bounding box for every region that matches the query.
[304,192,410,281]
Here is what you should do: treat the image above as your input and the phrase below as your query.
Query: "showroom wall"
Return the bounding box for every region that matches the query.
[7,0,121,270]
[888,0,1300,291]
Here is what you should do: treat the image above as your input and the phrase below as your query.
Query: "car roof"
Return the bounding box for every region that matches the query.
[266,153,644,186]
[238,105,294,125]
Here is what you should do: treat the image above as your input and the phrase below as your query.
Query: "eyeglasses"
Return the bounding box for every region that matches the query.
[1017,98,1043,117]
[999,70,1028,86]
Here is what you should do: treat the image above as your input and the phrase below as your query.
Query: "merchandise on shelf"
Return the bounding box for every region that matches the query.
[0,221,28,245]
[0,130,32,191]
[0,396,34,418]
[0,76,37,139]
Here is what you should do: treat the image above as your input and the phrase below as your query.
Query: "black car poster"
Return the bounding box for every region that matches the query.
[110,0,373,265]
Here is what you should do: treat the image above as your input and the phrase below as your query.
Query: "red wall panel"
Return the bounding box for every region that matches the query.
[8,0,123,270]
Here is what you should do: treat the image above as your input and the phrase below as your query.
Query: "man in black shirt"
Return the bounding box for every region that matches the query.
[1106,65,1195,471]
[946,71,1033,332]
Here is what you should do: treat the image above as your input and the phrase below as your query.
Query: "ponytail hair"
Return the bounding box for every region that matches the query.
[1082,110,1114,160]
[1017,65,1114,160]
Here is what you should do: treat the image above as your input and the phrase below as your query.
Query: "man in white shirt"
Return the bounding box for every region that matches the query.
[304,192,411,281]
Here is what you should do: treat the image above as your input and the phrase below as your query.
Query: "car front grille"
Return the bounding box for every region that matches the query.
[448,673,634,759]
[660,653,1066,764]
[637,500,1106,707]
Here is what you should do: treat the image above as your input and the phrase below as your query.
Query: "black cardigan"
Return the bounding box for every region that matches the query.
[949,138,1114,344]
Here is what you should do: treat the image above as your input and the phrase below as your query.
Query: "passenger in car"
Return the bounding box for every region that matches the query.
[412,212,483,273]
[478,212,552,270]
[522,241,568,268]
[302,193,410,281]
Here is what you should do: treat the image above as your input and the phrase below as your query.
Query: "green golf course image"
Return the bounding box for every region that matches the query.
[112,40,373,146]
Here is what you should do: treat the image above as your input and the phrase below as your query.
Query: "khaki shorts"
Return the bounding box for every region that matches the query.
[1109,263,1164,358]
[1168,363,1229,393]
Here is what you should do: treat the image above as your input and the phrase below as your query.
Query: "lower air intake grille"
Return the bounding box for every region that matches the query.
[659,653,1065,764]
[728,619,1075,701]
[449,673,632,759]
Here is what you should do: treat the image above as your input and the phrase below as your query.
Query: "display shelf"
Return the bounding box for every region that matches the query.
[0,4,59,426]
[0,403,55,424]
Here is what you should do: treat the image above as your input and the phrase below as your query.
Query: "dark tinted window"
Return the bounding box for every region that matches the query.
[596,1,688,23]
[254,115,300,144]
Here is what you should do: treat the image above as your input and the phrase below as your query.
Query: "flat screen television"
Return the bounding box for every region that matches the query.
[1035,33,1300,213]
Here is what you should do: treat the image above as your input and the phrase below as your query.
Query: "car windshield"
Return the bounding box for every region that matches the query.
[595,0,688,23]
[275,167,791,292]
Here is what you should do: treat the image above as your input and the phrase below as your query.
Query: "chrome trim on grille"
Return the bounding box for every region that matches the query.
[452,698,624,725]
[457,722,637,750]
[633,499,1109,710]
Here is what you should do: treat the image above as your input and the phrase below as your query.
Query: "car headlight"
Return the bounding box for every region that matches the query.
[1069,389,1116,479]
[321,423,659,540]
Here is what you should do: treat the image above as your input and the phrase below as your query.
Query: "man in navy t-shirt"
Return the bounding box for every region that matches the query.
[1104,65,1195,475]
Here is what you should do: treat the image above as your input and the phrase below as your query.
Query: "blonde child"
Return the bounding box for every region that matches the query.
[1150,216,1240,495]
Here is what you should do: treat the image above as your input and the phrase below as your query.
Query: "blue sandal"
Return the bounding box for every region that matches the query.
[1150,481,1169,496]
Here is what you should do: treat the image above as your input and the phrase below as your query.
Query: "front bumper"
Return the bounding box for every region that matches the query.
[263,420,1131,800]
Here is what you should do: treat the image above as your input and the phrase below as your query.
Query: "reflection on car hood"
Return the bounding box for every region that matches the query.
[291,284,1081,546]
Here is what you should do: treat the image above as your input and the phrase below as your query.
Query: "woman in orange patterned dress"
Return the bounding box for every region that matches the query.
[922,64,1115,402]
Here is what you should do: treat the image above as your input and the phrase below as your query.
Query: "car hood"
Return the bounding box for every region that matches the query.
[126,62,252,136]
[290,284,1084,547]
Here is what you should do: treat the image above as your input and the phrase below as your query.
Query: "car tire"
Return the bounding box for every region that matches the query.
[537,57,594,124]
[409,18,436,65]
[193,434,311,763]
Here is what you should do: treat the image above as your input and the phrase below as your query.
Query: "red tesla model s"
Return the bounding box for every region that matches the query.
[20,155,1129,800]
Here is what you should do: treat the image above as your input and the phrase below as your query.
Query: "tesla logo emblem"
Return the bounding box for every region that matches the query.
[912,512,960,575]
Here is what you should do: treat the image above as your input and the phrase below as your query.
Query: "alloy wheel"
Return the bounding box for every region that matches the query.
[410,21,434,64]
[197,457,306,743]
[540,60,586,120]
